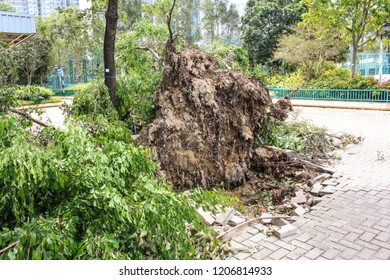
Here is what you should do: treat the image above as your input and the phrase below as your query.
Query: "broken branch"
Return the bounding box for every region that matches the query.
[9,108,51,127]
[0,241,20,254]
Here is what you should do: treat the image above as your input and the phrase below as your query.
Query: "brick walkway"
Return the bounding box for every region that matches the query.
[231,107,390,260]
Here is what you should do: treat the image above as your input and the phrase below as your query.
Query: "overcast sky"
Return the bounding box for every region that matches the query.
[79,0,248,15]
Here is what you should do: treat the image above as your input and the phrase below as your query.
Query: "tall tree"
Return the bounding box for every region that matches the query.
[104,0,119,108]
[241,0,305,67]
[201,0,231,45]
[14,36,52,85]
[301,0,390,76]
[275,25,348,80]
[38,6,91,83]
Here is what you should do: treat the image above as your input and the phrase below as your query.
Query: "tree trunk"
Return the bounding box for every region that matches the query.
[104,0,119,108]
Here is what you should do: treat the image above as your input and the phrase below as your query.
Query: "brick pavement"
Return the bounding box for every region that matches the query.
[231,107,390,260]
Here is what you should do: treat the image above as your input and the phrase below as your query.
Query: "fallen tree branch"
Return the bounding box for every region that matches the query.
[217,215,291,239]
[0,241,20,254]
[136,47,161,61]
[9,108,51,128]
[262,145,335,174]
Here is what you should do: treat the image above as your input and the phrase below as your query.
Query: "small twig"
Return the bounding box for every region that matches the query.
[217,215,291,239]
[0,241,20,254]
[9,108,51,128]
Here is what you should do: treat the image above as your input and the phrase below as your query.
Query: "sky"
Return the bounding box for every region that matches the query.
[79,0,248,15]
[228,0,248,16]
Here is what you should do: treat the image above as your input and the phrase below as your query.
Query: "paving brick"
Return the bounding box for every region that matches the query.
[274,240,296,251]
[322,248,342,259]
[340,248,359,259]
[291,239,314,251]
[285,248,309,260]
[358,232,377,242]
[375,232,390,242]
[373,248,390,260]
[252,248,273,260]
[305,248,324,259]
[356,248,376,260]
[235,252,251,260]
[249,232,267,243]
[269,248,289,260]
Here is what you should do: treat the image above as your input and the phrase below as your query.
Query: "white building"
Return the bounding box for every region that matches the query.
[0,0,79,18]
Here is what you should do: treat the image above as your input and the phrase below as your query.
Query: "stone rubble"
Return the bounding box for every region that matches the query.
[197,171,347,251]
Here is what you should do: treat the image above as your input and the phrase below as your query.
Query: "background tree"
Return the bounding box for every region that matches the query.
[275,25,348,81]
[0,2,16,12]
[241,0,305,67]
[14,36,52,85]
[301,0,390,76]
[0,50,18,86]
[38,6,92,83]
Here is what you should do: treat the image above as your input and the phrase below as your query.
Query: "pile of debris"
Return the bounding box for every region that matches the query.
[196,171,348,242]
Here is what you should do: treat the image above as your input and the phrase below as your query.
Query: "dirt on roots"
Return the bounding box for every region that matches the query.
[137,48,273,189]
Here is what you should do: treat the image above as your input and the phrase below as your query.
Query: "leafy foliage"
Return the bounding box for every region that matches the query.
[0,115,235,260]
[275,25,348,80]
[241,0,305,65]
[257,116,334,157]
[67,80,118,121]
[312,67,380,89]
[300,0,390,76]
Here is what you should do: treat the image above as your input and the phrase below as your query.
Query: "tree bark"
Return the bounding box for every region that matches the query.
[104,0,119,108]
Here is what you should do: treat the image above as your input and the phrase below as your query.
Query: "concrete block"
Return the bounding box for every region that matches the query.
[309,173,331,186]
[319,186,336,195]
[274,224,297,239]
[260,212,272,224]
[215,207,234,226]
[292,206,306,217]
[310,182,323,195]
[291,191,307,204]
[229,215,245,226]
[196,208,215,226]
[322,180,338,186]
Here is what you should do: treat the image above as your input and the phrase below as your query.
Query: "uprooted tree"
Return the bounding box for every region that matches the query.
[137,0,284,189]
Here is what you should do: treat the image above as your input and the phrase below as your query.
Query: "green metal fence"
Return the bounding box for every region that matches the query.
[269,88,390,103]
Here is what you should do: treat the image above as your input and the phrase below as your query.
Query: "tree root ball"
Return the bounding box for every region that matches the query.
[137,48,272,189]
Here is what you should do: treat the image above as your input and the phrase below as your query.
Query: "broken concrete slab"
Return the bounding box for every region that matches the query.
[260,212,273,224]
[310,182,323,195]
[292,206,306,217]
[196,208,215,226]
[229,215,246,226]
[322,180,339,186]
[215,207,235,226]
[309,173,331,186]
[291,191,307,204]
[273,224,297,239]
[319,186,336,195]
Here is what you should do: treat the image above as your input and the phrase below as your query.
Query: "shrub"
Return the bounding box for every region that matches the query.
[68,80,118,121]
[116,74,160,133]
[311,67,379,90]
[14,86,54,101]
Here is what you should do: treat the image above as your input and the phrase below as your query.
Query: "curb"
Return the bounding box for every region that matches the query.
[274,99,390,111]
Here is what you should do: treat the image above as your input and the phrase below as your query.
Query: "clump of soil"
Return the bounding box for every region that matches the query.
[138,48,272,189]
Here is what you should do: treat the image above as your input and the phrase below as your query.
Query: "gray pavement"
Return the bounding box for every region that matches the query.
[231,107,390,260]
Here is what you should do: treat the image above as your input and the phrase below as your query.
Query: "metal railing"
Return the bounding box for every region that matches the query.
[269,87,390,103]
